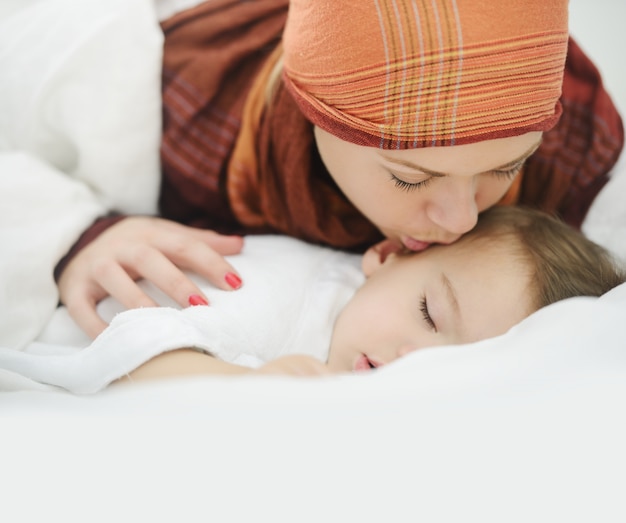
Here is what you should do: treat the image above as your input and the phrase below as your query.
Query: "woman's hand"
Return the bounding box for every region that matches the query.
[253,354,333,377]
[57,216,244,339]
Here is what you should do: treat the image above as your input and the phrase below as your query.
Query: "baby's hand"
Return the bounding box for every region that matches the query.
[254,355,333,377]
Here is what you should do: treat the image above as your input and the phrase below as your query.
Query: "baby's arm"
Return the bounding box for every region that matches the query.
[114,350,332,385]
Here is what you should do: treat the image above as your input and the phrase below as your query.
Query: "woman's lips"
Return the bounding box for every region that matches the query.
[402,237,432,252]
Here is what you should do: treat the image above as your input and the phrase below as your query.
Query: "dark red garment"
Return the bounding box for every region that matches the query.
[521,38,624,228]
[159,0,290,235]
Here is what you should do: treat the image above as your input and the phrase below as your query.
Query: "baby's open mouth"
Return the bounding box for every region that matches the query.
[354,354,383,372]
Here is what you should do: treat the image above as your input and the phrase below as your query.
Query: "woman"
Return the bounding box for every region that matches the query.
[56,0,623,338]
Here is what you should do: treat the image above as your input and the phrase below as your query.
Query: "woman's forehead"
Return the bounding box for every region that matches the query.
[376,132,543,176]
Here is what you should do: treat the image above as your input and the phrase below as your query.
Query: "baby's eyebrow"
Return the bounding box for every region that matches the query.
[441,273,460,320]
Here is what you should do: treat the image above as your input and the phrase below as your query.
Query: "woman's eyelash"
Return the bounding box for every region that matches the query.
[419,295,436,331]
[491,164,523,180]
[389,173,432,192]
[390,163,522,192]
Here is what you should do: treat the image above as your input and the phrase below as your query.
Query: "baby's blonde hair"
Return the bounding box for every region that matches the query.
[462,206,626,310]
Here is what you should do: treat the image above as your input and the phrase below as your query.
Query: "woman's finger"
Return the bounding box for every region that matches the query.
[63,292,110,340]
[188,228,244,256]
[92,255,159,311]
[158,220,244,256]
[151,232,244,291]
[118,245,214,308]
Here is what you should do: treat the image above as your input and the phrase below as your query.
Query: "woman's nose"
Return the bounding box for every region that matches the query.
[427,179,479,235]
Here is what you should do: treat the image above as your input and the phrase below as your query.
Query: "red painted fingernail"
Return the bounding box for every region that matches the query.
[188,294,208,306]
[225,272,242,289]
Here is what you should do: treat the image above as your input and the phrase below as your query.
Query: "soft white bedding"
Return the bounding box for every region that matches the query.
[1,1,626,522]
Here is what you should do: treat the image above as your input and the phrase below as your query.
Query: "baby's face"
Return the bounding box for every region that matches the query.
[327,239,533,372]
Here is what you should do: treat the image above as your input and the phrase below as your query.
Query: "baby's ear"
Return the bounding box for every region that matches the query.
[361,239,404,277]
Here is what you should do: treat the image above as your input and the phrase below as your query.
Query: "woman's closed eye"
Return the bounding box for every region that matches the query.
[419,295,437,331]
[388,172,433,192]
[389,163,522,192]
[490,163,524,181]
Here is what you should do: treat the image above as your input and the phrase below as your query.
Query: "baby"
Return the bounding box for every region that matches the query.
[121,205,625,384]
[2,205,622,392]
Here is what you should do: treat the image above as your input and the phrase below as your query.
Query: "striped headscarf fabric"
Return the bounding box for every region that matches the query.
[282,0,569,148]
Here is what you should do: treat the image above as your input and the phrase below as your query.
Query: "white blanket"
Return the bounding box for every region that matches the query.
[1,1,626,522]
[0,0,162,348]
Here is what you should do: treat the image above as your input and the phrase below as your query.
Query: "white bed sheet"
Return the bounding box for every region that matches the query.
[1,1,626,522]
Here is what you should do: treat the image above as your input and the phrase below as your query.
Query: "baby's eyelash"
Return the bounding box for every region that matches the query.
[390,173,433,192]
[419,295,436,331]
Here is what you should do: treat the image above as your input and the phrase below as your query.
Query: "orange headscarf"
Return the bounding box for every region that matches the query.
[282,0,569,148]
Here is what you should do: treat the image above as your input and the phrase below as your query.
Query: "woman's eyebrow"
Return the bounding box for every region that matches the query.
[380,156,447,178]
[494,139,543,170]
[380,139,543,176]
